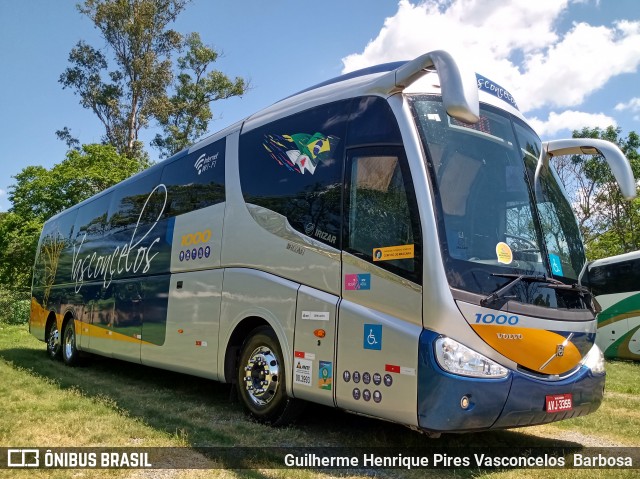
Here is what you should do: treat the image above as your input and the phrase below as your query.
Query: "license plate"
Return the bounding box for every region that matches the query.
[546,393,573,413]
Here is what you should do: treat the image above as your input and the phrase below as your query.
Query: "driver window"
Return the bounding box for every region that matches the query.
[345,147,422,284]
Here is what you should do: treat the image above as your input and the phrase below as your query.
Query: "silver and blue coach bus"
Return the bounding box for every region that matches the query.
[30,51,636,435]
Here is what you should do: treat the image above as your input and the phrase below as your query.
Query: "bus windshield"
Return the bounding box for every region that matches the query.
[410,97,587,304]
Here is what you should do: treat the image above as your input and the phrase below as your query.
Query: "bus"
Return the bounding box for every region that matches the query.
[585,251,640,361]
[30,50,637,435]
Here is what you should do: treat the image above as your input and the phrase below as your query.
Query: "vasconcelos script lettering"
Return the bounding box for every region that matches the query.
[476,76,518,109]
[71,185,168,293]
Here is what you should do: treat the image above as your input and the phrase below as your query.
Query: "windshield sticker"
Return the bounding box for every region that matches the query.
[496,242,513,265]
[549,254,564,276]
[373,244,414,262]
[263,133,340,175]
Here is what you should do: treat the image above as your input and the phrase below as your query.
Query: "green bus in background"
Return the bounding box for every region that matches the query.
[587,251,640,360]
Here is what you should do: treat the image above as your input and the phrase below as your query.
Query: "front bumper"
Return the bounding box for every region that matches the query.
[417,329,605,432]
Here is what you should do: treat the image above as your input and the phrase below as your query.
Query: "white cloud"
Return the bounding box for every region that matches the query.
[615,97,640,112]
[342,0,640,113]
[0,188,5,197]
[527,110,616,137]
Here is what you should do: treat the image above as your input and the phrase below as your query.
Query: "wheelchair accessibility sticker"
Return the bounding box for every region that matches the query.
[363,324,382,350]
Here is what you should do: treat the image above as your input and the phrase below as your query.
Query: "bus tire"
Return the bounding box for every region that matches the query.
[237,326,301,426]
[46,319,61,360]
[62,320,80,366]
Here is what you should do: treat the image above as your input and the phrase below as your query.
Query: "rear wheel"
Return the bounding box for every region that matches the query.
[46,319,61,360]
[62,320,80,366]
[237,327,301,425]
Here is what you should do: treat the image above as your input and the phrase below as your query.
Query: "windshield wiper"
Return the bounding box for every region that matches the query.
[481,273,596,309]
[548,283,591,296]
[480,273,561,307]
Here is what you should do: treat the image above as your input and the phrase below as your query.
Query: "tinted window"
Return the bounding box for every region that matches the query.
[589,257,640,296]
[74,193,112,242]
[161,137,226,217]
[108,169,164,231]
[239,100,349,247]
[347,96,402,146]
[344,146,422,284]
[34,210,78,288]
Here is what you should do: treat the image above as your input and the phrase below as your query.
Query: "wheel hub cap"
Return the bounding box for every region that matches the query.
[242,346,279,406]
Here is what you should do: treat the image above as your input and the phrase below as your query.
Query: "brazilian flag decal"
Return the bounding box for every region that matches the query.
[263,133,340,175]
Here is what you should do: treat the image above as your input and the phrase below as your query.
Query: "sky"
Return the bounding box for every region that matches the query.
[1,0,639,212]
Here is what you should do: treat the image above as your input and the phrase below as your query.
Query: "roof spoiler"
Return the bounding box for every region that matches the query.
[370,50,480,124]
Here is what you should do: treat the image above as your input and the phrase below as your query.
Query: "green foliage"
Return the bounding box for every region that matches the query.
[572,127,640,259]
[555,126,640,260]
[10,144,147,223]
[60,0,187,158]
[151,32,248,158]
[0,287,30,324]
[1,144,146,290]
[0,213,42,290]
[60,0,248,160]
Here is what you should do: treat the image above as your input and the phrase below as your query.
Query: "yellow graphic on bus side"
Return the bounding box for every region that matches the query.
[76,320,157,345]
[373,244,415,262]
[181,229,212,246]
[30,297,51,329]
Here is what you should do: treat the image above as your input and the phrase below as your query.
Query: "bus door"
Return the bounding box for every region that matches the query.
[292,286,339,406]
[335,146,423,426]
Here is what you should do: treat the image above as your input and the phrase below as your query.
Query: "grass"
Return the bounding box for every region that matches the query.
[0,323,639,478]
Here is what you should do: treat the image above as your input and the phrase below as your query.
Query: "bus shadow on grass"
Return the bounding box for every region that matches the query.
[0,341,588,474]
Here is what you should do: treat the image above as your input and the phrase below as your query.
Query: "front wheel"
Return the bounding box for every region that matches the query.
[62,320,80,366]
[237,327,301,426]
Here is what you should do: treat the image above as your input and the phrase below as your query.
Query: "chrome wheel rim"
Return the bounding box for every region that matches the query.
[242,346,280,406]
[48,324,60,356]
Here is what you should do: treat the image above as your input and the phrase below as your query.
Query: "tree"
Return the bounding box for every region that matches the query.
[553,126,640,260]
[10,144,147,222]
[151,32,247,158]
[0,212,42,290]
[1,144,146,290]
[59,0,247,160]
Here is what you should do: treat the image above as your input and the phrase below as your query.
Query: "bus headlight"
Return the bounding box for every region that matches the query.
[435,336,508,378]
[582,344,606,375]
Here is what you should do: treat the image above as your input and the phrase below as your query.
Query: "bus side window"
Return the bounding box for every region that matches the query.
[590,259,640,297]
[34,209,78,288]
[108,169,163,232]
[344,147,422,284]
[239,100,349,248]
[161,137,226,218]
[73,193,113,243]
